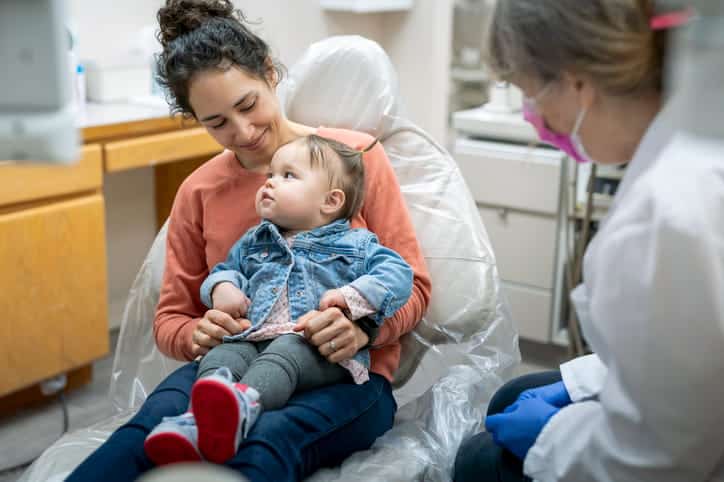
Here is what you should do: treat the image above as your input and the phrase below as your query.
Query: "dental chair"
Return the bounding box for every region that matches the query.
[19,36,519,482]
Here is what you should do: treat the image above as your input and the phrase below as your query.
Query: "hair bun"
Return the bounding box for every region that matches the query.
[157,0,237,47]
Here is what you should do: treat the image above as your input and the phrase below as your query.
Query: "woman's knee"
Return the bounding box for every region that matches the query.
[454,432,502,482]
[230,376,396,480]
[487,371,562,415]
[124,363,198,432]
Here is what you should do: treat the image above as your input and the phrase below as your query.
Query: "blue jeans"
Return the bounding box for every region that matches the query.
[67,362,396,482]
[453,371,562,482]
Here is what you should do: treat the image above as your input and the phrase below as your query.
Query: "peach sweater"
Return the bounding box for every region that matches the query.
[154,127,431,382]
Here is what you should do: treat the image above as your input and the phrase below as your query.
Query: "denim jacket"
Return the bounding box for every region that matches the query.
[200,219,413,369]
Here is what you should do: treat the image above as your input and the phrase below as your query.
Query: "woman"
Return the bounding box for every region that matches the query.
[68,1,430,481]
[455,1,724,481]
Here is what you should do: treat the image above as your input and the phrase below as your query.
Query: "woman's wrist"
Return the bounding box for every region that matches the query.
[355,316,379,349]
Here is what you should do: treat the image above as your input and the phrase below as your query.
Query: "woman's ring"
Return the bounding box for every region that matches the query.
[329,340,337,352]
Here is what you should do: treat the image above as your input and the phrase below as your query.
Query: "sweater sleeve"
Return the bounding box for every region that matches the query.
[153,183,208,361]
[359,140,432,347]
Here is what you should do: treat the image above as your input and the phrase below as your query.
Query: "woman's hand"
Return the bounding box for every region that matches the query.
[192,309,251,357]
[294,308,369,363]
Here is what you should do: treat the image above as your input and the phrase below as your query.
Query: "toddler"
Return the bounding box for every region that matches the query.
[144,134,413,465]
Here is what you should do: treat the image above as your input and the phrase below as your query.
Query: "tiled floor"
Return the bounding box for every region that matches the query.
[0,332,118,482]
[516,338,570,376]
[0,334,568,482]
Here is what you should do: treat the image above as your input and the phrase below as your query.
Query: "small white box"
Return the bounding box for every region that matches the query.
[320,0,413,13]
[84,60,151,103]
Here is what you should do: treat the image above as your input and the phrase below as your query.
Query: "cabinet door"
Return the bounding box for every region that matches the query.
[0,144,102,208]
[0,194,109,396]
[503,282,552,343]
[104,127,221,172]
[455,138,563,215]
[478,206,558,289]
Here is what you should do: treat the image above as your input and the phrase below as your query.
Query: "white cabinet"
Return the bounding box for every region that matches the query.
[455,138,561,215]
[477,206,557,289]
[454,137,567,343]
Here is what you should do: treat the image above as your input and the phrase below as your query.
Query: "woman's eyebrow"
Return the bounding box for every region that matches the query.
[199,93,252,122]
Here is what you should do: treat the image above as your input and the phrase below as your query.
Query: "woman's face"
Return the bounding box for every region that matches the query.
[188,66,284,169]
[516,75,623,165]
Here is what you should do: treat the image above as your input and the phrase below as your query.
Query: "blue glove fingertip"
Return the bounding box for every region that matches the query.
[503,402,519,414]
[484,413,503,432]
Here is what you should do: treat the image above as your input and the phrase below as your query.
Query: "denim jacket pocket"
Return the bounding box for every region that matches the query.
[308,252,361,294]
[244,247,287,272]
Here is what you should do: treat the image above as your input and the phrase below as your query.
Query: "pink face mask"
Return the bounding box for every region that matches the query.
[523,97,594,164]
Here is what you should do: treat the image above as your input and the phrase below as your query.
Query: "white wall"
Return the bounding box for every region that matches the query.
[382,0,453,143]
[69,0,451,141]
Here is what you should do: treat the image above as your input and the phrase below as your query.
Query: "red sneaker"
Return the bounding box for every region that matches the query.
[192,367,261,464]
[144,412,202,465]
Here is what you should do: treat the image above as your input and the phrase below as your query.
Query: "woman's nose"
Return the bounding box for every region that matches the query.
[232,114,256,144]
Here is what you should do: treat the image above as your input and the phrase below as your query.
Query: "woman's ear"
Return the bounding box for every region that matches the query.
[321,189,346,216]
[265,57,279,88]
[563,71,596,112]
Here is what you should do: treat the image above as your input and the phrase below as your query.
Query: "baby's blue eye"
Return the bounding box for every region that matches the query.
[284,172,295,179]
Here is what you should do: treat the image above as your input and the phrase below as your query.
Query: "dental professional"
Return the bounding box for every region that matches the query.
[454,1,724,481]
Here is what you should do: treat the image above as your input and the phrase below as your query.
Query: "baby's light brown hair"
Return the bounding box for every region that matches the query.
[302,134,378,220]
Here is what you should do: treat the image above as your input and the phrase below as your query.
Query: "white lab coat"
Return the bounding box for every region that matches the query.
[523,97,724,481]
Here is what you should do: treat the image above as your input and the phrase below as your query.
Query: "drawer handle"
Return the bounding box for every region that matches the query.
[497,208,509,221]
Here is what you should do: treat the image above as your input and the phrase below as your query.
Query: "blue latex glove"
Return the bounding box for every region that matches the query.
[518,381,572,407]
[485,395,560,460]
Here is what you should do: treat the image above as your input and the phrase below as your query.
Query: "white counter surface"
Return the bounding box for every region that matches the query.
[78,97,172,128]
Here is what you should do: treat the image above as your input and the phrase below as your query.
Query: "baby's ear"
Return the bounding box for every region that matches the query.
[321,189,346,216]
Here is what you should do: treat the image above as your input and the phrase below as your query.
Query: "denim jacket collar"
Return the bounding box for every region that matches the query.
[257,218,351,243]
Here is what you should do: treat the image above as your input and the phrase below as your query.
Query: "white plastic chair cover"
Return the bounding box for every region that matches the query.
[19,36,519,482]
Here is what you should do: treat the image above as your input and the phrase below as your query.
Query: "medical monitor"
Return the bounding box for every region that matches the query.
[0,0,79,164]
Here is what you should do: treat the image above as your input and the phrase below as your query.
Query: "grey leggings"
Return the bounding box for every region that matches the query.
[197,334,349,410]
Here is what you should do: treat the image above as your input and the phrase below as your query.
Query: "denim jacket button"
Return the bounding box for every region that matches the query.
[296,290,304,297]
[271,287,279,294]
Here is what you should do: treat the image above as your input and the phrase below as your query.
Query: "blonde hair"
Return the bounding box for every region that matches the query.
[485,0,668,95]
[302,135,377,220]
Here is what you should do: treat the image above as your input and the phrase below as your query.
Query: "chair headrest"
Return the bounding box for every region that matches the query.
[279,35,402,137]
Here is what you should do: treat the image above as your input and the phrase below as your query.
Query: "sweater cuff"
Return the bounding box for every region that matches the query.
[179,318,201,361]
[339,285,377,320]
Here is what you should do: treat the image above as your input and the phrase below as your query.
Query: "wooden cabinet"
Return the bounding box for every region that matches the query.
[0,112,221,403]
[0,195,109,396]
[0,145,108,398]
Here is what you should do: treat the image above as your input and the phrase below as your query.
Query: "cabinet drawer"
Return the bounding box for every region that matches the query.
[104,127,221,172]
[0,145,102,208]
[503,282,551,343]
[455,138,564,215]
[0,194,109,396]
[479,205,557,289]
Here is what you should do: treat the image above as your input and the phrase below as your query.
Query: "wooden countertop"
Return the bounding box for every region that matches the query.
[79,100,196,143]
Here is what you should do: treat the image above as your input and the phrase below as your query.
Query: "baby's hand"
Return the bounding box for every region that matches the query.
[319,289,349,311]
[212,282,251,319]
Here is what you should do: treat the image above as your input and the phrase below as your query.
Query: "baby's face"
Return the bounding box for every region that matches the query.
[256,141,331,231]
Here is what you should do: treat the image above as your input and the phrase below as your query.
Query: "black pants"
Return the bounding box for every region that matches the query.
[453,370,562,482]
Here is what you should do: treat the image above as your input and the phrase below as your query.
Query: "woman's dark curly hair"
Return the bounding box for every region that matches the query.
[156,0,285,117]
